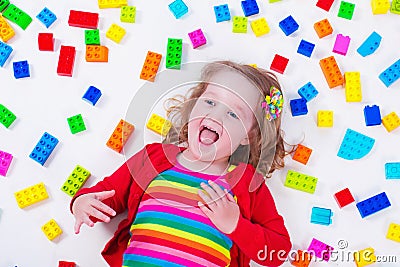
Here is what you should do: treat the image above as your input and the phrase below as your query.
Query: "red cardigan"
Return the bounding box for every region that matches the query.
[71,143,291,267]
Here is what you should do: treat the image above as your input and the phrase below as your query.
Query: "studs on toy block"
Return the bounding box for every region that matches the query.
[86,45,109,62]
[385,162,400,179]
[0,41,12,67]
[98,0,127,9]
[382,112,400,132]
[106,119,134,153]
[3,4,32,30]
[58,261,76,267]
[214,4,230,22]
[241,0,259,17]
[307,238,333,261]
[292,144,312,165]
[338,1,355,20]
[311,207,332,226]
[317,110,333,127]
[0,14,15,42]
[353,247,376,267]
[85,29,100,45]
[61,165,91,197]
[146,113,172,137]
[57,45,76,77]
[319,56,344,88]
[250,18,270,37]
[270,54,289,74]
[391,0,400,14]
[284,170,318,194]
[106,23,126,43]
[188,29,206,48]
[337,129,375,160]
[0,0,9,12]
[297,40,315,57]
[316,0,334,11]
[41,219,62,241]
[140,51,162,82]
[166,38,182,69]
[378,59,400,87]
[36,7,57,28]
[357,31,381,57]
[168,0,188,19]
[120,6,136,23]
[333,34,351,56]
[278,15,299,36]
[298,82,318,102]
[334,188,355,208]
[13,60,30,79]
[14,182,49,208]
[29,132,59,166]
[67,114,86,134]
[371,0,390,14]
[364,105,381,126]
[291,250,312,267]
[344,72,362,102]
[0,150,12,176]
[356,192,391,218]
[68,10,99,29]
[0,103,16,128]
[82,86,102,106]
[387,223,400,242]
[38,33,54,51]
[314,18,332,38]
[290,98,308,116]
[232,16,248,33]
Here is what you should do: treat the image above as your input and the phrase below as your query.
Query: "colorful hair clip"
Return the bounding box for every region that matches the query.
[261,86,283,121]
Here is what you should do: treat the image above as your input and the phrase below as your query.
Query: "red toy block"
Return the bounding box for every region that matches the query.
[57,45,76,77]
[270,54,289,74]
[292,144,312,165]
[68,10,99,29]
[38,33,54,51]
[334,188,355,208]
[58,261,76,267]
[316,0,335,11]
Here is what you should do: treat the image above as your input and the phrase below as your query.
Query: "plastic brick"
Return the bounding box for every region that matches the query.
[3,4,32,30]
[333,34,351,56]
[140,51,162,82]
[58,261,76,267]
[0,103,16,128]
[319,56,344,88]
[316,0,334,11]
[382,112,400,132]
[385,162,400,179]
[168,0,188,19]
[13,60,30,79]
[356,192,391,218]
[120,6,136,23]
[378,59,400,87]
[291,250,312,267]
[344,72,362,102]
[98,0,127,9]
[36,7,57,28]
[290,98,308,116]
[387,223,400,242]
[0,150,12,176]
[14,182,49,208]
[250,17,269,37]
[0,41,12,67]
[57,45,76,77]
[357,31,382,57]
[354,247,377,267]
[284,170,318,194]
[188,29,206,48]
[232,16,248,33]
[363,105,381,126]
[334,188,355,208]
[270,54,289,74]
[214,4,230,22]
[337,129,375,160]
[338,1,355,20]
[85,29,100,45]
[146,113,172,137]
[38,33,54,51]
[317,110,333,127]
[166,38,182,69]
[0,14,15,42]
[314,18,332,38]
[311,207,332,226]
[68,10,99,29]
[371,0,390,14]
[278,15,299,36]
[292,144,312,165]
[0,0,9,12]
[106,23,126,43]
[85,45,109,62]
[29,132,59,166]
[307,238,333,261]
[41,219,62,241]
[241,0,259,17]
[391,0,400,14]
[298,82,318,102]
[61,165,91,197]
[67,114,86,134]
[106,119,134,153]
[297,39,315,57]
[82,86,102,106]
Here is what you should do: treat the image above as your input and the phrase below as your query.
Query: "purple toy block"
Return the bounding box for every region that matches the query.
[188,29,206,48]
[307,238,333,261]
[333,34,350,56]
[0,150,13,176]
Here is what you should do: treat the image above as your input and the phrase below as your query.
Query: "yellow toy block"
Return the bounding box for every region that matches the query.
[248,64,257,68]
[14,182,49,208]
[41,219,62,241]
[345,72,362,102]
[98,0,127,9]
[146,114,172,137]
[0,15,15,42]
[317,110,333,127]
[382,112,400,132]
[353,247,377,267]
[387,223,400,242]
[250,18,270,37]
[371,0,390,14]
[106,23,126,43]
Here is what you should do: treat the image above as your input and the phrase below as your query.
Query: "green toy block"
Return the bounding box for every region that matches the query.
[0,0,10,12]
[67,114,86,134]
[120,6,136,23]
[391,0,400,14]
[338,1,355,20]
[2,4,32,30]
[0,104,16,128]
[166,38,182,70]
[85,29,100,45]
[232,16,248,33]
[61,165,91,197]
[284,170,318,194]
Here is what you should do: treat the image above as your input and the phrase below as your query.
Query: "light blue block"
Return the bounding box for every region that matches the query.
[311,207,332,226]
[298,82,318,102]
[379,59,400,88]
[36,7,57,28]
[385,162,400,179]
[168,0,188,19]
[337,129,375,160]
[29,132,59,166]
[357,31,382,57]
[0,41,13,67]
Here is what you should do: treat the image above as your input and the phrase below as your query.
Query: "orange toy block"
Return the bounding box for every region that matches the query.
[319,56,344,88]
[292,144,312,165]
[314,18,332,38]
[85,45,109,62]
[106,119,134,153]
[291,250,312,267]
[0,15,15,42]
[140,51,162,82]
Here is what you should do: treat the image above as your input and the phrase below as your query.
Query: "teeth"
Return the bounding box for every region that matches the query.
[203,125,216,133]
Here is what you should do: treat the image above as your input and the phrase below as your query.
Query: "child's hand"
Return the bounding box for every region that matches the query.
[72,190,117,234]
[198,181,240,234]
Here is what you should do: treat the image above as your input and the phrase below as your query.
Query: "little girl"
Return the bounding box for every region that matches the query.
[71,61,292,267]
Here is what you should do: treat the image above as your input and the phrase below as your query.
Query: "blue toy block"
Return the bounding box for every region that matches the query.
[337,129,375,160]
[241,0,259,17]
[297,40,315,58]
[363,105,381,126]
[379,59,400,88]
[356,192,391,218]
[311,207,332,226]
[214,4,230,22]
[82,86,102,106]
[36,7,57,28]
[279,15,299,36]
[13,60,30,79]
[290,98,308,116]
[168,0,188,19]
[29,132,59,166]
[298,82,318,102]
[0,41,13,67]
[385,162,400,179]
[357,31,382,57]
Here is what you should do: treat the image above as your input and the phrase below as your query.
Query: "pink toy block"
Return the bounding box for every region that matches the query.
[333,34,351,56]
[188,29,206,48]
[0,150,12,176]
[307,238,333,261]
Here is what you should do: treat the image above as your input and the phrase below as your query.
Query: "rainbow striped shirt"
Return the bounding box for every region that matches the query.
[122,164,233,267]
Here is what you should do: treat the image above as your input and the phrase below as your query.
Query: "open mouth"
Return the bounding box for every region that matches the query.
[199,125,220,145]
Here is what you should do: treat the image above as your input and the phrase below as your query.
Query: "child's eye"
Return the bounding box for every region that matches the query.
[228,111,239,119]
[204,99,215,106]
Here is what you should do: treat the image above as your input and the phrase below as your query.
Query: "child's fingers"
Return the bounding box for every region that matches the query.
[208,181,227,203]
[94,190,115,201]
[88,207,111,223]
[92,200,116,217]
[74,220,83,234]
[198,202,212,217]
[200,182,219,204]
[225,189,236,202]
[198,190,216,209]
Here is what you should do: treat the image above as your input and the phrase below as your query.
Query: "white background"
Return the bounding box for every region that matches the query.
[1,0,400,266]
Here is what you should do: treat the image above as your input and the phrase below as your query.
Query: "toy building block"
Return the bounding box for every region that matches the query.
[85,45,109,62]
[106,119,134,153]
[0,150,12,176]
[38,33,54,51]
[36,7,57,28]
[353,247,377,267]
[250,18,269,37]
[29,132,59,166]
[307,238,333,261]
[61,165,91,197]
[311,207,332,226]
[382,112,400,132]
[166,38,182,69]
[363,105,381,126]
[298,82,318,102]
[2,4,32,30]
[0,15,15,42]
[120,6,136,23]
[297,40,315,58]
[13,60,30,79]
[57,45,76,77]
[279,15,299,36]
[0,0,9,12]
[146,113,172,136]
[319,56,344,89]
[284,170,318,194]
[248,64,257,68]
[214,4,230,22]
[232,16,248,33]
[357,31,382,57]
[269,0,282,2]
[337,129,375,160]
[241,0,259,17]
[290,98,308,116]
[333,34,351,56]
[0,103,16,128]
[371,0,390,14]
[85,29,100,45]
[317,110,333,127]
[14,182,49,208]
[344,72,362,102]
[106,23,126,43]
[168,0,188,19]
[356,192,391,218]
[0,40,12,67]
[67,114,86,134]
[59,261,76,267]
[68,10,99,29]
[386,162,400,179]
[387,223,400,242]
[378,59,400,87]
[292,144,312,165]
[82,86,102,106]
[334,188,355,208]
[316,0,334,11]
[391,0,400,14]
[140,51,162,82]
[314,18,332,39]
[270,54,289,74]
[291,250,312,267]
[41,219,62,241]
[338,1,355,20]
[188,29,206,48]
[98,0,127,9]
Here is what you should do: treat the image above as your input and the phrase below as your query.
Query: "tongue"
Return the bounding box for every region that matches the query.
[200,128,218,145]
